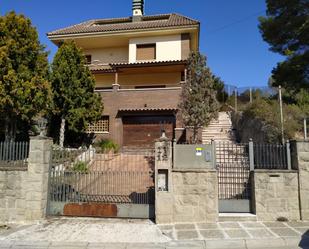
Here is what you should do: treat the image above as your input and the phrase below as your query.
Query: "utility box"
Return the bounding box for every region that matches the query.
[173,144,215,169]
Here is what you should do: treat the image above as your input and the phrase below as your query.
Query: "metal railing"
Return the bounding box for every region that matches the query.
[49,148,155,205]
[253,143,291,170]
[219,84,278,111]
[0,141,29,167]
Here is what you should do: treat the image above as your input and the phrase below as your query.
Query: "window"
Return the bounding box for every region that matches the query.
[87,116,109,133]
[85,55,92,64]
[136,44,156,61]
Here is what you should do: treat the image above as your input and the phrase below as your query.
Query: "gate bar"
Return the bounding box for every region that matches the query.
[249,138,254,171]
[286,140,291,170]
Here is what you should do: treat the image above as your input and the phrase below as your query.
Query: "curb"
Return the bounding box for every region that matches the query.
[0,237,309,248]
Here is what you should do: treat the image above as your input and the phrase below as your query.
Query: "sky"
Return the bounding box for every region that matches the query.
[0,0,284,87]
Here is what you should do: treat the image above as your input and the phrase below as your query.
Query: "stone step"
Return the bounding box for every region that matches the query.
[218,213,257,222]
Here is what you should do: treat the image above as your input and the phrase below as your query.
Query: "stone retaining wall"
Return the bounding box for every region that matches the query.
[292,141,309,221]
[253,170,300,221]
[0,138,52,223]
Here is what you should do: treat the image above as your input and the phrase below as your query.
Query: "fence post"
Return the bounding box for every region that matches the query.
[249,138,254,171]
[235,88,238,112]
[304,118,307,140]
[286,140,291,170]
[211,139,216,169]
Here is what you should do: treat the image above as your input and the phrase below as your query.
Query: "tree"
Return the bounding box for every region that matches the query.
[179,52,219,143]
[0,11,51,141]
[50,41,103,147]
[259,0,309,95]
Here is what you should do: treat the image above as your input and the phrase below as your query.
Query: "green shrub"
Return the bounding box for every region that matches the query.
[95,139,119,153]
[234,98,306,143]
[72,161,88,173]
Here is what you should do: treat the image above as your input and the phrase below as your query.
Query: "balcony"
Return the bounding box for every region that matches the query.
[95,85,182,115]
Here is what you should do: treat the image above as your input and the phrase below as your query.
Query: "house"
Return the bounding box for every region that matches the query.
[47,0,200,148]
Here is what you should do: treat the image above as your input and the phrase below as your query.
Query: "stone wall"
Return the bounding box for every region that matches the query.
[0,138,52,223]
[172,170,218,223]
[253,170,300,221]
[293,141,309,221]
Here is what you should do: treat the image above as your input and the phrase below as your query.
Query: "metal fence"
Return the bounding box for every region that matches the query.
[0,141,29,167]
[219,84,278,111]
[49,148,155,205]
[253,142,291,170]
[216,142,251,200]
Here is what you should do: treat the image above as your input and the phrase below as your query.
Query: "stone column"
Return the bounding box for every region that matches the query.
[25,136,53,220]
[155,139,173,224]
[292,140,309,221]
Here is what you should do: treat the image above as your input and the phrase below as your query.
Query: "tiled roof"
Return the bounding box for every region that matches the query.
[88,60,187,72]
[88,64,115,72]
[47,13,199,36]
[118,107,177,112]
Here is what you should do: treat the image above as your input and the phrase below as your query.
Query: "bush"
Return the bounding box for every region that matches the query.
[233,98,306,143]
[95,139,119,153]
[72,161,88,173]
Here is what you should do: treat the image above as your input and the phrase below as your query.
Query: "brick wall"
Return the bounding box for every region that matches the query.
[96,88,183,146]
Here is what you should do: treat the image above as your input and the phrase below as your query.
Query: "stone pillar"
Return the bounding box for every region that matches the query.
[25,136,53,220]
[155,139,173,224]
[292,140,309,221]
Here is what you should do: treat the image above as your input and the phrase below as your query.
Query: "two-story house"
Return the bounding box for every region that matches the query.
[47,0,200,148]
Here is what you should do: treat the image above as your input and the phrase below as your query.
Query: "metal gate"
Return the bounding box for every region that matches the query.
[47,147,155,218]
[216,142,252,213]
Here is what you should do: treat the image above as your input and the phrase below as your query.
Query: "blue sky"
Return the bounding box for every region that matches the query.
[1,0,284,87]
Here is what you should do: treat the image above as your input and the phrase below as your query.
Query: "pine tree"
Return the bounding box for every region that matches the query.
[259,0,309,95]
[0,11,51,141]
[179,52,219,143]
[50,41,103,147]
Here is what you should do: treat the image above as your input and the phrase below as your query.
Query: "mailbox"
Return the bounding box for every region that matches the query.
[157,169,168,191]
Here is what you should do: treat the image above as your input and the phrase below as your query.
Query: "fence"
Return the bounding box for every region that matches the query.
[219,84,278,111]
[0,141,29,167]
[253,142,291,170]
[49,148,155,205]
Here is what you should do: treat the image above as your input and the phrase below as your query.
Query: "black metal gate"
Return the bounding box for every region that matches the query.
[216,142,252,213]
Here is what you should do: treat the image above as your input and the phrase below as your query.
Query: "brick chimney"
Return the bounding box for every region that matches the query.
[132,0,144,22]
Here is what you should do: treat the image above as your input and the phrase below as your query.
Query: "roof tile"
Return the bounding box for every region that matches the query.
[47,13,199,36]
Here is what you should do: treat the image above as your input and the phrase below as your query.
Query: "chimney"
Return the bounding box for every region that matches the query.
[132,0,144,22]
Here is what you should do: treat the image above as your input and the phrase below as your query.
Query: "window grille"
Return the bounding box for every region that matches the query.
[87,116,109,133]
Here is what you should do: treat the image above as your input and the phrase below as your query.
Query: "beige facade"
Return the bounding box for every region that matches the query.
[84,46,128,64]
[129,35,182,63]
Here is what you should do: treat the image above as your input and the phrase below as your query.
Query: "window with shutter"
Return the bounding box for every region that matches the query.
[136,44,156,61]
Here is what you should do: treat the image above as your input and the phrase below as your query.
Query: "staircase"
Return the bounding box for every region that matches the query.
[202,112,235,144]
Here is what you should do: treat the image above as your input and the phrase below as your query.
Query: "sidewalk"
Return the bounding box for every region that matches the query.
[0,218,308,248]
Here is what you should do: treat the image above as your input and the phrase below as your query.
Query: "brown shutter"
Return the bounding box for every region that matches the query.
[136,44,156,60]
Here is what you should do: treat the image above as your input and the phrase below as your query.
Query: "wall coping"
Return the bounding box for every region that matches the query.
[0,166,28,171]
[254,169,298,174]
[172,168,216,173]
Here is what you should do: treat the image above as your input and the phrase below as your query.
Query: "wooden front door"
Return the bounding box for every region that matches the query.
[123,115,175,147]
